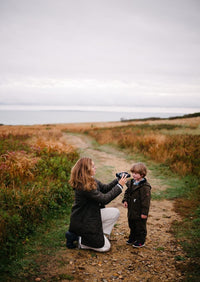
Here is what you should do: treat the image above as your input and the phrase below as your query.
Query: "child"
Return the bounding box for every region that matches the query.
[122,162,151,248]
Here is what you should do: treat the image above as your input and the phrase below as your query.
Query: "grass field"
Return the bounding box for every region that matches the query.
[0,114,199,280]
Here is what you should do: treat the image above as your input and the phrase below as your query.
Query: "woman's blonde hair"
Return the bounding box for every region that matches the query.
[69,157,97,191]
[130,162,147,177]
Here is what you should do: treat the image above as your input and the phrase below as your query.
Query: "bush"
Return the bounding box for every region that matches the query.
[0,132,79,267]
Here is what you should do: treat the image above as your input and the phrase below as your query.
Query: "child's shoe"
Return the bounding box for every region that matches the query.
[65,231,78,249]
[132,241,145,248]
[126,239,135,245]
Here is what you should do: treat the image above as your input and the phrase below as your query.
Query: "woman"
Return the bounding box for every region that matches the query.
[66,157,127,252]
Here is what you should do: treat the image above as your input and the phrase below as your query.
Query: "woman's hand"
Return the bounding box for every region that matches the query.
[118,174,127,187]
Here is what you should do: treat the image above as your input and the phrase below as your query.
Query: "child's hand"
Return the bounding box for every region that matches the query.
[123,201,128,208]
[141,214,147,219]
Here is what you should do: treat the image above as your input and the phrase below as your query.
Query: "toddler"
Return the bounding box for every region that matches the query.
[122,162,151,247]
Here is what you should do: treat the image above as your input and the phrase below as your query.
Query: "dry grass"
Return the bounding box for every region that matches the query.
[82,117,200,177]
[1,116,199,176]
[0,151,38,182]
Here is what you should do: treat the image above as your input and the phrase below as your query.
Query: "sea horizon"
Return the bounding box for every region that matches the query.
[0,105,199,125]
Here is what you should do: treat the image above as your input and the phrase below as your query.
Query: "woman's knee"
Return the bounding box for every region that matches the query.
[100,207,120,222]
[113,207,120,220]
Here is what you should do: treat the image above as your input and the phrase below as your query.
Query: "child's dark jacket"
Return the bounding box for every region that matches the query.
[122,178,151,220]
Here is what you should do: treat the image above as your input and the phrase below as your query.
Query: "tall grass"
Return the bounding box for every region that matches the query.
[0,128,79,271]
[86,124,200,177]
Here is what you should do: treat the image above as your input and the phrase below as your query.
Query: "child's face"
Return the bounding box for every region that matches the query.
[132,171,143,182]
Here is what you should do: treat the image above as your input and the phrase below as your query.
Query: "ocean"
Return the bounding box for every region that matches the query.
[0,106,199,125]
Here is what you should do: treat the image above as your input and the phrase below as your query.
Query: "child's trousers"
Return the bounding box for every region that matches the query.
[128,218,147,244]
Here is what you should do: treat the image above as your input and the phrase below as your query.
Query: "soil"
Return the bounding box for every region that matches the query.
[39,132,187,281]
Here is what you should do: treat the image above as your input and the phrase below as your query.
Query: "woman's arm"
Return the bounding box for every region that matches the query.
[96,179,118,193]
[85,184,122,205]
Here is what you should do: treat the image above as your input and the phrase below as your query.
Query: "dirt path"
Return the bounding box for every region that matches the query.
[42,133,186,281]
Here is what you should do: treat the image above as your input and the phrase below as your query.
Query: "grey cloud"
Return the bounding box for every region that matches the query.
[0,0,200,109]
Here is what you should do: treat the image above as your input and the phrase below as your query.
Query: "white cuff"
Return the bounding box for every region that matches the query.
[117,183,123,190]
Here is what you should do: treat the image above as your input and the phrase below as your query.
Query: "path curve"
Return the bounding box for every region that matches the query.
[43,133,186,281]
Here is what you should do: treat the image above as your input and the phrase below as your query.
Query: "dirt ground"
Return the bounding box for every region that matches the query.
[40,132,187,281]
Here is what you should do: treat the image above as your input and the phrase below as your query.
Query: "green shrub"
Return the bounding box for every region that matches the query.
[0,133,79,267]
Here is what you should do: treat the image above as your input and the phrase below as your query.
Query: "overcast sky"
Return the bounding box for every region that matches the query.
[0,0,200,109]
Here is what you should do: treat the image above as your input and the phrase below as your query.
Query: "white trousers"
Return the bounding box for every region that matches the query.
[79,207,120,252]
